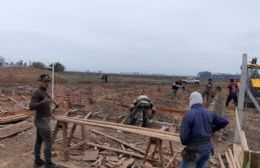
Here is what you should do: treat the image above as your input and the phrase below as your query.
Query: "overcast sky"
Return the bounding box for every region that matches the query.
[0,0,259,75]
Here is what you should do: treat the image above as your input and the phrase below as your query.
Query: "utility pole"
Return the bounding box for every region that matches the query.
[234,53,247,143]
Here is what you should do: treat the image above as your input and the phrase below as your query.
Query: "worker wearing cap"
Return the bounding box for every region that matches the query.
[129,95,156,127]
[30,74,57,168]
[179,92,229,168]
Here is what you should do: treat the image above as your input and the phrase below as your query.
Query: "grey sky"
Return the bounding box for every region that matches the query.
[0,0,259,75]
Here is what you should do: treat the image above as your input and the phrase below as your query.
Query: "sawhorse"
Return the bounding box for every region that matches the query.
[52,111,92,161]
[143,126,175,168]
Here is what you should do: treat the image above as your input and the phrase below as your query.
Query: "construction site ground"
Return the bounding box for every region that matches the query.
[0,67,259,168]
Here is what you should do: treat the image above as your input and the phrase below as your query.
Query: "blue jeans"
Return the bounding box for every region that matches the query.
[179,151,211,168]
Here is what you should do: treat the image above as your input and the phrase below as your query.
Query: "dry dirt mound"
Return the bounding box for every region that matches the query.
[0,66,65,85]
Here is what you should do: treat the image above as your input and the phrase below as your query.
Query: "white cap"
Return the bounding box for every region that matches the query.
[189,91,203,107]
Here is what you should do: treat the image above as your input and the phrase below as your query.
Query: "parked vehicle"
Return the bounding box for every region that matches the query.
[182,77,200,85]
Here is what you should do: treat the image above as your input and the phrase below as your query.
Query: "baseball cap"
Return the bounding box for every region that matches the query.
[38,74,51,82]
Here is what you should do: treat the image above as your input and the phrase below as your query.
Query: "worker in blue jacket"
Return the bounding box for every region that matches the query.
[179,91,229,168]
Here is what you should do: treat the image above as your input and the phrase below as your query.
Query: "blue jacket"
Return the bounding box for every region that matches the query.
[180,104,229,154]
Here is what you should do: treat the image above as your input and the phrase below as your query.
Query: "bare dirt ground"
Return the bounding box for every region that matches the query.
[244,108,260,151]
[0,67,259,168]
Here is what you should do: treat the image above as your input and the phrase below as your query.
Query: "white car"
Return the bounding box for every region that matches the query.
[182,77,200,85]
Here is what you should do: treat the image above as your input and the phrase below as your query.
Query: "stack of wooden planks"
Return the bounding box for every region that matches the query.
[54,115,180,142]
[0,114,30,124]
[0,121,33,139]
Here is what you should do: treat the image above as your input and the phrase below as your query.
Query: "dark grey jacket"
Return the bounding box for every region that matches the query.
[29,87,51,122]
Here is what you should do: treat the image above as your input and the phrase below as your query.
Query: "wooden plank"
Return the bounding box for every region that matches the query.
[228,149,237,168]
[165,154,176,168]
[0,114,30,124]
[83,150,99,161]
[90,129,145,154]
[0,121,33,138]
[81,124,86,140]
[91,155,104,166]
[52,121,60,144]
[240,131,249,151]
[225,152,234,168]
[64,140,86,152]
[60,115,179,137]
[233,144,242,168]
[157,140,164,168]
[62,123,69,161]
[85,112,92,119]
[54,115,180,142]
[235,108,249,150]
[57,116,179,139]
[217,153,225,168]
[244,150,260,168]
[120,116,128,124]
[86,142,144,159]
[68,124,77,144]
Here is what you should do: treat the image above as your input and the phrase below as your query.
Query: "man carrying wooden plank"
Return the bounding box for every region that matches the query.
[129,94,156,127]
[179,91,229,168]
[30,74,59,168]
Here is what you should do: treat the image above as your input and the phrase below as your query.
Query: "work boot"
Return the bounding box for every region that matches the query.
[33,158,45,168]
[45,162,58,168]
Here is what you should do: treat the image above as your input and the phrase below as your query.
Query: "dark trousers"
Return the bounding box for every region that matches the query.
[180,151,211,168]
[202,91,210,101]
[129,106,149,127]
[225,94,238,107]
[34,119,52,164]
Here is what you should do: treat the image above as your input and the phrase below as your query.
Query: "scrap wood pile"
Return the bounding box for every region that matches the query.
[216,107,260,168]
[0,111,33,139]
[61,129,179,168]
[54,127,181,168]
[52,112,182,168]
[0,93,33,139]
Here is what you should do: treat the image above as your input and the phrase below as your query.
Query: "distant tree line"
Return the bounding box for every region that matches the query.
[198,71,240,80]
[0,56,65,72]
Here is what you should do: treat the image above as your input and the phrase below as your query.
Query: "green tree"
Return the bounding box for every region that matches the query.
[50,62,65,72]
[31,62,46,69]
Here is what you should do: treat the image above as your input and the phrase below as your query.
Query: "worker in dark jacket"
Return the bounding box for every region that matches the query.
[180,91,229,168]
[30,74,58,168]
[225,79,239,107]
[202,78,213,103]
[172,80,182,101]
[129,95,156,127]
